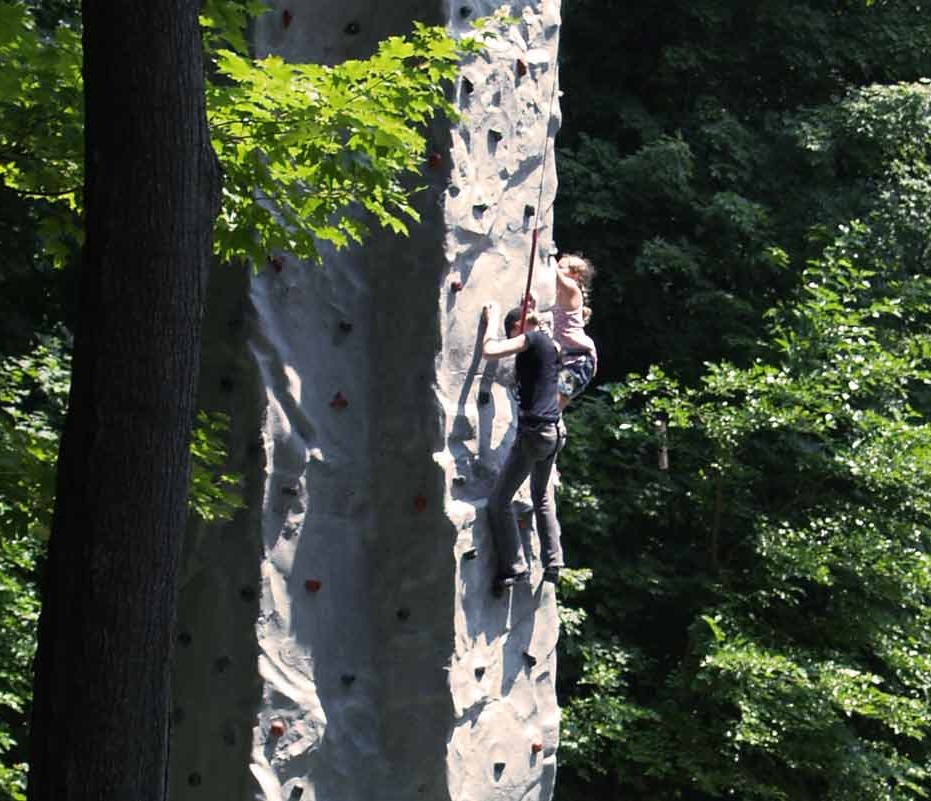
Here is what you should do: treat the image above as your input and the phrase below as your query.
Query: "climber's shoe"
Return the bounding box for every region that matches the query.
[541,567,560,584]
[492,570,530,596]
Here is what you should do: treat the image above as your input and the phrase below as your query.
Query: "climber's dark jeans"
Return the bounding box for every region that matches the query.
[488,420,565,578]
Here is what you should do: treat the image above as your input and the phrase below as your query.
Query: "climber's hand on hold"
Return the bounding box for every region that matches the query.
[481,303,499,330]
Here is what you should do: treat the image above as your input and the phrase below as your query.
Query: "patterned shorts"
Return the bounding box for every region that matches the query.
[557,352,595,400]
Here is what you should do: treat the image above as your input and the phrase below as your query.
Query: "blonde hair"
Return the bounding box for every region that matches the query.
[560,252,595,324]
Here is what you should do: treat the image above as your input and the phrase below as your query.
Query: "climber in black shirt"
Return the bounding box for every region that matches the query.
[480,303,565,592]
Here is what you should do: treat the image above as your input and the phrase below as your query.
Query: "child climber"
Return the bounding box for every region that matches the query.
[552,253,597,409]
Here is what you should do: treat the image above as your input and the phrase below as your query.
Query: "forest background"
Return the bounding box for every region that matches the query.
[2,1,931,800]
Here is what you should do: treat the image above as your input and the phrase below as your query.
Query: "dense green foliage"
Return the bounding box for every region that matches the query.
[555,0,931,380]
[209,22,473,263]
[0,0,475,268]
[559,232,931,799]
[0,341,68,801]
[554,1,931,799]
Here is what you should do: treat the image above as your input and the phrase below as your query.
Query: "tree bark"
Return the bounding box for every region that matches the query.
[27,0,220,799]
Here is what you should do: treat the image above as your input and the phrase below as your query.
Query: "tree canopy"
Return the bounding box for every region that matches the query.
[554,1,931,799]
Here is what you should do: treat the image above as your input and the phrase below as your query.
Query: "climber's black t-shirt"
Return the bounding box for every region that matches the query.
[515,329,560,425]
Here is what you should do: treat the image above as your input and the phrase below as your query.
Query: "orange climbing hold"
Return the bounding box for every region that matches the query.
[531,742,544,754]
[428,152,443,170]
[305,579,322,593]
[270,719,287,737]
[413,495,427,512]
[329,391,349,409]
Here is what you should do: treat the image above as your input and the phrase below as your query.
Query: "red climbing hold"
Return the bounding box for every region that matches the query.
[270,719,287,737]
[268,255,285,273]
[450,278,463,292]
[282,9,293,28]
[305,579,322,593]
[428,152,443,170]
[329,391,349,409]
[518,516,528,529]
[531,742,544,754]
[413,495,428,513]
[516,59,528,78]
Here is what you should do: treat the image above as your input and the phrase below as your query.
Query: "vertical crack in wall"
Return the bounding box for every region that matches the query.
[170,2,563,800]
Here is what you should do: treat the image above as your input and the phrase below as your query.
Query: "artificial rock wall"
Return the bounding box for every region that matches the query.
[170,2,563,800]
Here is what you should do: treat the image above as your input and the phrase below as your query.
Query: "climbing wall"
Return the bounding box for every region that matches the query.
[169,1,563,800]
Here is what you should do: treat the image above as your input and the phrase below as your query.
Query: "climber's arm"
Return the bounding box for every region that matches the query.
[480,304,529,360]
[483,334,528,359]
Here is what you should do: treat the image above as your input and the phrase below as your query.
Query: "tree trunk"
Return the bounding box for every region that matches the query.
[27,0,220,798]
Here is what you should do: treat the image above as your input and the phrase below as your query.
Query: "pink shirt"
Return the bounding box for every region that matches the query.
[552,303,597,371]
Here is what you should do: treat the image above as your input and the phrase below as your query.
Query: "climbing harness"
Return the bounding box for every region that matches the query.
[518,60,562,333]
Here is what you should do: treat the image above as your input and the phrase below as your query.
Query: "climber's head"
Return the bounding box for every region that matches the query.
[504,307,538,338]
[557,253,595,289]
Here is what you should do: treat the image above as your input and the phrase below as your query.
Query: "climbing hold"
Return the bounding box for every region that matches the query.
[493,762,506,780]
[413,494,427,513]
[282,9,292,27]
[477,390,490,406]
[516,59,528,77]
[428,152,443,170]
[396,607,411,621]
[459,5,472,18]
[188,772,202,787]
[329,391,349,409]
[338,319,353,333]
[240,585,257,602]
[531,742,544,754]
[450,278,463,293]
[518,516,528,530]
[281,485,299,497]
[269,719,287,737]
[463,547,478,560]
[340,673,356,686]
[214,655,231,674]
[344,20,360,34]
[268,255,285,273]
[305,578,323,593]
[177,631,192,647]
[523,651,537,667]
[524,204,536,218]
[474,666,486,680]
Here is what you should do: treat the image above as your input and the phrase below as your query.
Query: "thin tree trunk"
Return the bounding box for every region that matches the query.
[27,0,220,798]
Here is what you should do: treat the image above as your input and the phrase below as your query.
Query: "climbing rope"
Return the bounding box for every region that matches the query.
[518,59,562,333]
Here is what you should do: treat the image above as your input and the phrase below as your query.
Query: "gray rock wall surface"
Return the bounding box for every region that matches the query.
[170,2,563,800]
